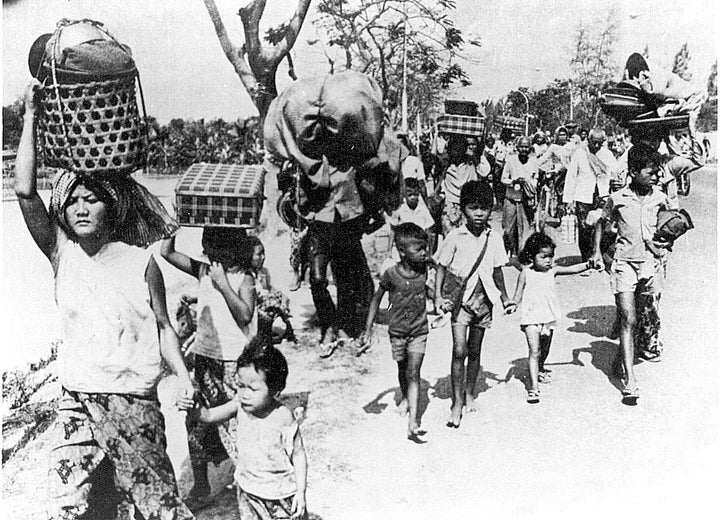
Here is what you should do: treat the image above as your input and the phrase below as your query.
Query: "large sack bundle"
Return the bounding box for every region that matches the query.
[264,71,405,218]
[264,70,384,172]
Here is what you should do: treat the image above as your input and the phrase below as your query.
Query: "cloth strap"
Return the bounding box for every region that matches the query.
[451,228,491,317]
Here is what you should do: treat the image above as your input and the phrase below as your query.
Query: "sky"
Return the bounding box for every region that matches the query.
[2,0,719,124]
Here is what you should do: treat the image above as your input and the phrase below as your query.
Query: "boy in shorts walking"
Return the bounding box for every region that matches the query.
[591,144,673,404]
[434,181,516,428]
[364,223,431,441]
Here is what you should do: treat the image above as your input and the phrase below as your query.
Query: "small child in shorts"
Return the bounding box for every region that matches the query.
[591,144,673,404]
[364,222,431,441]
[434,180,516,428]
[508,232,593,403]
[189,338,308,519]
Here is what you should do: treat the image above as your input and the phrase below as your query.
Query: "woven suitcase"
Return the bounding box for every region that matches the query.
[175,163,265,228]
[437,114,485,136]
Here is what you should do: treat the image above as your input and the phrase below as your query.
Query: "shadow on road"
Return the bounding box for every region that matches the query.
[432,367,506,401]
[571,340,624,393]
[566,305,617,338]
[362,378,431,421]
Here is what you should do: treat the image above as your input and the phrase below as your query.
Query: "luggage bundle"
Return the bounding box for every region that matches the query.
[264,71,405,222]
[492,115,525,134]
[30,19,147,177]
[175,163,265,229]
[437,100,486,137]
[600,52,703,135]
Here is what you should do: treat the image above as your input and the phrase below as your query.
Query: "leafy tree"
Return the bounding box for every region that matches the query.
[568,10,620,132]
[314,0,481,127]
[202,0,312,124]
[708,60,717,98]
[3,100,24,149]
[672,42,692,81]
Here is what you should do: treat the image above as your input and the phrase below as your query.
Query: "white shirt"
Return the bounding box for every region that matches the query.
[53,241,162,395]
[563,146,619,204]
[434,226,508,304]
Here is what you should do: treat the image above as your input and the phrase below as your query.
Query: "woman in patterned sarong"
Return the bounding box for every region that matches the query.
[15,82,195,520]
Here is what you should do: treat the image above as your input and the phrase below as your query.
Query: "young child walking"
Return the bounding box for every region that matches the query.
[187,339,308,520]
[161,228,258,501]
[364,223,431,441]
[434,181,515,428]
[591,144,673,404]
[509,232,593,403]
[253,239,297,344]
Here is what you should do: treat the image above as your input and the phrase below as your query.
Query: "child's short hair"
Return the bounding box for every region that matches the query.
[403,177,420,193]
[237,337,288,394]
[394,222,428,250]
[518,232,556,265]
[628,144,663,174]
[459,179,494,210]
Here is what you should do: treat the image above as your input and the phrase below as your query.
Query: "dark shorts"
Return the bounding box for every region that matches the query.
[452,296,493,330]
[390,334,428,361]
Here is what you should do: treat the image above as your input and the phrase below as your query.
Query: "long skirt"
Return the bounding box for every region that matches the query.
[187,356,238,467]
[47,389,194,520]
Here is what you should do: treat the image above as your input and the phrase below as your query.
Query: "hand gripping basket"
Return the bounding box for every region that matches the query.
[36,19,148,177]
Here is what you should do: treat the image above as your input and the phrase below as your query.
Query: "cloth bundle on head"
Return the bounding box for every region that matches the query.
[264,71,406,216]
[51,170,178,247]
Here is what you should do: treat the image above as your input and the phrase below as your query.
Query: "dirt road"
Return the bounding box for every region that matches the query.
[3,166,717,520]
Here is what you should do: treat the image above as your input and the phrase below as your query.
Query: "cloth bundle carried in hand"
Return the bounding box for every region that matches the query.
[654,208,694,244]
[264,71,405,218]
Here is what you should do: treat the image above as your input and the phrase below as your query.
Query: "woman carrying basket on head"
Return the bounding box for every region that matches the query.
[16,80,195,520]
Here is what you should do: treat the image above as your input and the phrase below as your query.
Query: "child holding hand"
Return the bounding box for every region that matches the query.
[591,144,673,404]
[162,228,258,499]
[364,223,431,441]
[434,181,516,428]
[508,232,593,403]
[186,340,308,519]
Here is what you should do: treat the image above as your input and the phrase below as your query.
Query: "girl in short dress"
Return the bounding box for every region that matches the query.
[509,232,593,403]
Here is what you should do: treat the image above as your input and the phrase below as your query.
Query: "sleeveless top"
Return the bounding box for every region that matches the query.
[519,268,562,326]
[191,265,257,361]
[52,240,162,395]
[234,402,298,499]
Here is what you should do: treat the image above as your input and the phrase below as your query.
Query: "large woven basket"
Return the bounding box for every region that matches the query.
[38,74,146,175]
[36,19,147,176]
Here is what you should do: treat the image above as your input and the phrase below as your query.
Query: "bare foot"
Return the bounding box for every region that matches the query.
[464,394,478,413]
[396,398,409,416]
[288,272,301,292]
[407,422,427,442]
[336,329,352,343]
[446,406,462,428]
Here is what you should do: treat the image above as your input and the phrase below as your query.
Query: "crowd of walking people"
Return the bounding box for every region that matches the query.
[16,22,705,518]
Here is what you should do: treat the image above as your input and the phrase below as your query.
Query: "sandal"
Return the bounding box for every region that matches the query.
[538,371,551,384]
[526,390,540,404]
[621,383,639,404]
[319,340,338,358]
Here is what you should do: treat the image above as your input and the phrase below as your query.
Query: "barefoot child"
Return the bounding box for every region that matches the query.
[363,223,431,441]
[591,144,673,404]
[187,340,308,520]
[509,232,593,403]
[434,181,516,428]
[162,229,258,501]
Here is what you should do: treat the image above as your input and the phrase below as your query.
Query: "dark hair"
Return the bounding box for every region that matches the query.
[459,179,494,210]
[518,232,556,265]
[201,229,259,270]
[628,144,662,174]
[62,178,119,236]
[237,338,289,394]
[394,222,428,250]
[403,177,421,192]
